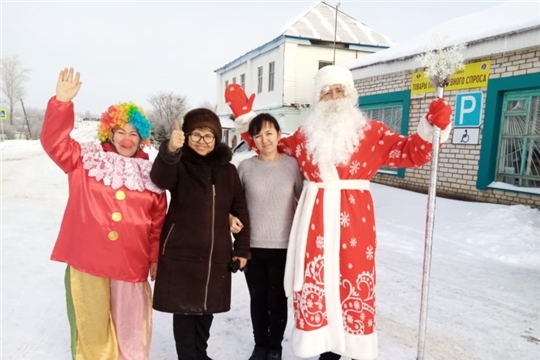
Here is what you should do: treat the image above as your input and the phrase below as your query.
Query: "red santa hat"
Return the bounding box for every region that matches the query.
[313,65,358,104]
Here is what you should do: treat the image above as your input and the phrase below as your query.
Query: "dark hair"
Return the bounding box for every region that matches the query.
[183,108,222,143]
[248,113,281,137]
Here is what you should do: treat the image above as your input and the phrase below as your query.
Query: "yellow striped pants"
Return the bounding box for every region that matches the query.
[65,266,152,360]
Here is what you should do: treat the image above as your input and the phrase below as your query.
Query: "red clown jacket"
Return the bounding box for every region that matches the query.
[40,97,167,282]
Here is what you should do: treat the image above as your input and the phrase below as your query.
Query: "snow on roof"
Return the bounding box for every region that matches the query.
[281,1,395,47]
[215,1,396,73]
[346,1,540,70]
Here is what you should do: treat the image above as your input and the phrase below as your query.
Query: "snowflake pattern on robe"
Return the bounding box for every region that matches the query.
[349,160,360,175]
[316,235,325,249]
[278,120,433,339]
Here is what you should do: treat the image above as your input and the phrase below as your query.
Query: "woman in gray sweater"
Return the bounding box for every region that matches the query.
[233,114,303,360]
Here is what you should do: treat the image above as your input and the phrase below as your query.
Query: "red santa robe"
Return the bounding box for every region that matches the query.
[278,119,445,359]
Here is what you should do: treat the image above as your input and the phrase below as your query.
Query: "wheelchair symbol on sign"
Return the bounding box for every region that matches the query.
[460,130,470,143]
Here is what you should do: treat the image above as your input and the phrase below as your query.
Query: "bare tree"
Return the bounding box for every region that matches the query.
[147,92,188,145]
[1,55,30,125]
[147,92,188,126]
[25,107,46,138]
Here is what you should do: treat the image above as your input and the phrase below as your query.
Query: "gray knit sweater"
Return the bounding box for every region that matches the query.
[237,154,303,249]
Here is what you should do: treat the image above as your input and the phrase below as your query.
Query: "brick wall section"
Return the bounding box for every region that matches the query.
[355,46,540,209]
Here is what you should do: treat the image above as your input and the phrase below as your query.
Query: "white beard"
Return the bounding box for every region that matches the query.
[302,98,368,167]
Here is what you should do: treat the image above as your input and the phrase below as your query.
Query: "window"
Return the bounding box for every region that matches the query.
[495,90,540,188]
[257,66,263,93]
[358,91,410,177]
[361,103,403,175]
[232,77,236,84]
[240,74,245,90]
[222,129,229,144]
[477,73,540,192]
[319,61,333,70]
[225,80,229,88]
[268,62,275,92]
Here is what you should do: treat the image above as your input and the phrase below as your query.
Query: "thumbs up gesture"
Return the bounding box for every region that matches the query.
[168,120,185,152]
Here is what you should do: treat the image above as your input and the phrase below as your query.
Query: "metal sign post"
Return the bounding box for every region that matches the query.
[415,38,465,360]
[0,108,7,142]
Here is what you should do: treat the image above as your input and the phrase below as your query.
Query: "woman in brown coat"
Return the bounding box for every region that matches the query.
[150,108,250,360]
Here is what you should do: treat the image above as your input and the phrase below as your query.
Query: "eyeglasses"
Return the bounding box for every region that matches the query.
[189,133,215,144]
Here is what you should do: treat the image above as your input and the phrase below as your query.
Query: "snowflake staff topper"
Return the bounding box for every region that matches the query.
[416,35,466,91]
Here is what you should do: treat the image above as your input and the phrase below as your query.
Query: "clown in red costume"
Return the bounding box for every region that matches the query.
[225,65,452,360]
[40,67,167,360]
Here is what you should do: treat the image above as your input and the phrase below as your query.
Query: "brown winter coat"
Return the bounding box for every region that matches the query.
[150,142,250,314]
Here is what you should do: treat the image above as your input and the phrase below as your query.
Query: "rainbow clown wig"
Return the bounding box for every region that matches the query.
[98,102,152,146]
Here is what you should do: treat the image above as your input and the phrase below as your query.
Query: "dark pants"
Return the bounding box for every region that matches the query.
[245,248,288,352]
[173,314,214,360]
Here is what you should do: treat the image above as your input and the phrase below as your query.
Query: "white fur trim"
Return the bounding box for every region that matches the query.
[234,110,257,134]
[313,65,358,105]
[323,182,346,352]
[81,142,163,194]
[416,115,452,143]
[291,325,378,359]
[284,181,318,296]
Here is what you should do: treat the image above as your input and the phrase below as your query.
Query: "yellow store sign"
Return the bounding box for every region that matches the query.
[411,60,491,94]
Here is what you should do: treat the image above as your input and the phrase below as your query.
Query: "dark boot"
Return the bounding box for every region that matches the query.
[319,352,341,360]
[173,314,197,360]
[195,314,214,360]
[249,346,267,360]
[266,349,282,360]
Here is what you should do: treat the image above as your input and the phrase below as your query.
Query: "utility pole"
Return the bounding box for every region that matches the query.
[332,0,341,65]
[20,98,32,139]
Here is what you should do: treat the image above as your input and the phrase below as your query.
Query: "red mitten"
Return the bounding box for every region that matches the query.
[225,84,257,133]
[426,98,452,130]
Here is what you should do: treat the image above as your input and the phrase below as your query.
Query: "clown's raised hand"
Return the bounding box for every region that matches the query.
[56,67,82,103]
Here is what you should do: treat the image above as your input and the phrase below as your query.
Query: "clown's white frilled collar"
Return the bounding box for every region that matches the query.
[80,142,163,194]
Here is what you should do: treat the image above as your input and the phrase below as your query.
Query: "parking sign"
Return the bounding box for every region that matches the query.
[454,92,483,128]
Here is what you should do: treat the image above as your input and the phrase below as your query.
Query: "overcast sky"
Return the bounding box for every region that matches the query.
[2,0,507,115]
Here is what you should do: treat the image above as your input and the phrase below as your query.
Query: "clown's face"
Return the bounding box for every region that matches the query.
[111,123,141,157]
[320,84,345,102]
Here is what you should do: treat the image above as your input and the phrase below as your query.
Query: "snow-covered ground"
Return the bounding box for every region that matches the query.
[2,122,539,360]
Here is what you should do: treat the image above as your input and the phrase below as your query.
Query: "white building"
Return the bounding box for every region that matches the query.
[215,1,394,146]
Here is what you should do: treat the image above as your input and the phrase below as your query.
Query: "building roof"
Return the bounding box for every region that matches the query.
[345,1,540,70]
[215,1,395,73]
[281,1,395,47]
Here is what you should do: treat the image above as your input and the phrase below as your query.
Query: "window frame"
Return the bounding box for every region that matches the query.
[319,61,333,70]
[358,90,411,178]
[477,72,540,195]
[240,74,245,90]
[268,61,275,92]
[257,66,263,94]
[494,89,540,188]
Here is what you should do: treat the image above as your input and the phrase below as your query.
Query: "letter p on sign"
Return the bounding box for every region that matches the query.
[454,92,483,128]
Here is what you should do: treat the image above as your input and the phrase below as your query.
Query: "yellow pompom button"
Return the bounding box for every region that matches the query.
[108,231,119,241]
[116,190,126,200]
[112,212,123,222]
